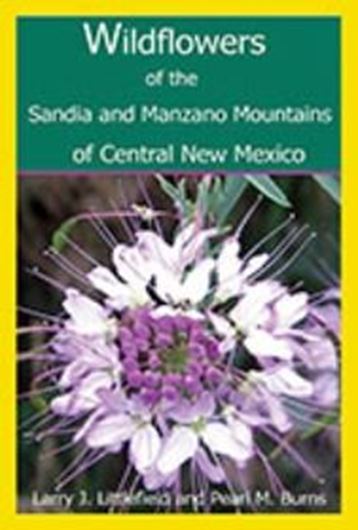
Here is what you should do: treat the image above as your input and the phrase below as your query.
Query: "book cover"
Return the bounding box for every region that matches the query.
[0,1,357,528]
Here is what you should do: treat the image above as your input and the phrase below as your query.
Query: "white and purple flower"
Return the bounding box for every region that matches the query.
[20,177,340,510]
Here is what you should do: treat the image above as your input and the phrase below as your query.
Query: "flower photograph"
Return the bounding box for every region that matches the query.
[17,173,340,513]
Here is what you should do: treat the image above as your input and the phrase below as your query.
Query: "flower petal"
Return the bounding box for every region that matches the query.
[313,373,338,406]
[244,329,293,360]
[215,238,243,301]
[86,413,135,448]
[274,292,308,329]
[265,393,292,432]
[143,468,177,491]
[58,360,89,389]
[196,448,225,483]
[157,427,198,475]
[112,244,151,304]
[90,369,113,391]
[180,228,218,269]
[63,288,110,335]
[154,269,185,305]
[305,338,338,371]
[230,283,276,332]
[229,418,253,453]
[261,366,313,397]
[135,231,176,271]
[130,424,161,473]
[202,422,251,463]
[168,392,215,423]
[242,253,269,278]
[73,409,103,443]
[209,312,235,339]
[87,266,129,301]
[192,391,216,419]
[51,371,113,416]
[183,258,215,304]
[51,392,96,416]
[172,222,196,256]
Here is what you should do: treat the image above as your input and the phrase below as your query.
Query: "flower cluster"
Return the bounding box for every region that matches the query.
[23,191,340,502]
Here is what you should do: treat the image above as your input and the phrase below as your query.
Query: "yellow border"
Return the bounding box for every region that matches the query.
[0,1,356,528]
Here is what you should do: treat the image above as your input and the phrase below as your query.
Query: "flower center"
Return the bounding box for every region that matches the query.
[191,417,207,433]
[117,309,222,406]
[158,334,189,373]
